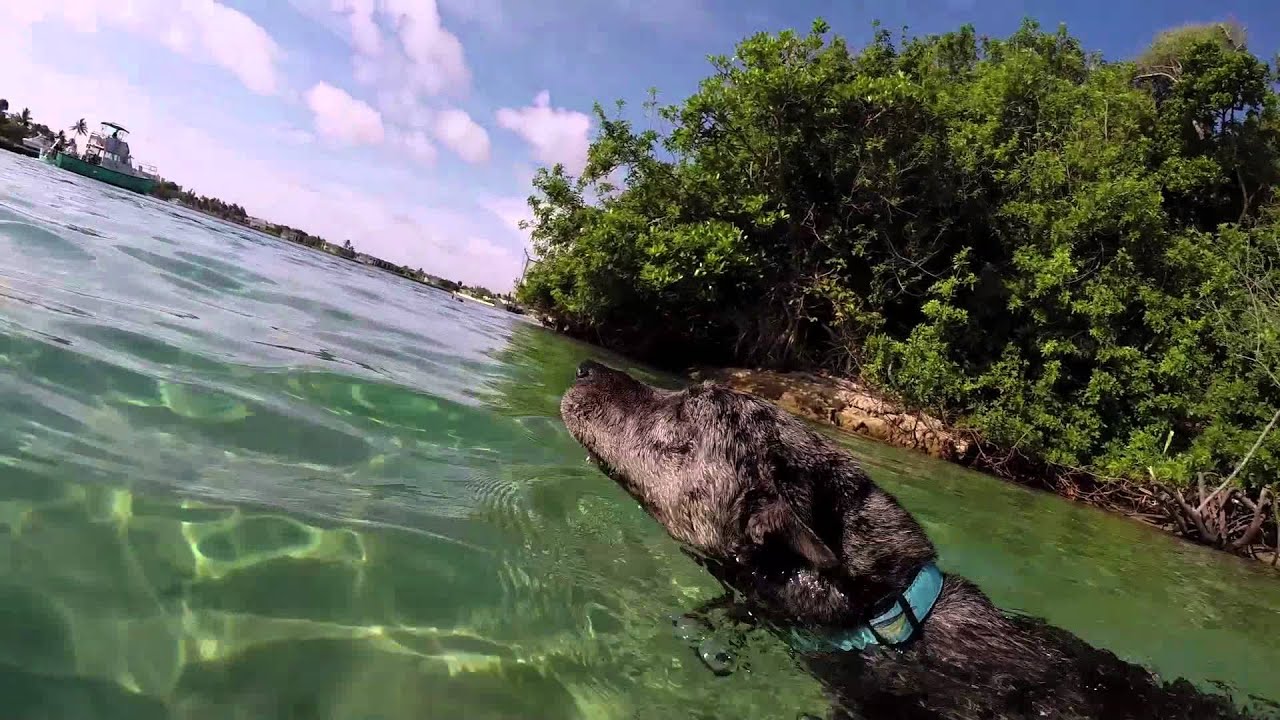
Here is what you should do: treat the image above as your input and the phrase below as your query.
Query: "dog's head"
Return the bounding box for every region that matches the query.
[561,362,935,612]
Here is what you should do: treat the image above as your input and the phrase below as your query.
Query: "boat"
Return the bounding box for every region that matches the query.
[21,135,53,155]
[44,122,159,194]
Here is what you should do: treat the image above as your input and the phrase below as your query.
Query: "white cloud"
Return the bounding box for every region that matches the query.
[464,235,513,261]
[333,0,470,99]
[383,0,470,96]
[484,196,533,239]
[183,0,283,95]
[496,91,592,174]
[270,124,317,145]
[376,89,434,130]
[392,128,439,165]
[433,108,490,164]
[332,0,382,56]
[0,0,282,95]
[321,0,483,165]
[305,82,386,145]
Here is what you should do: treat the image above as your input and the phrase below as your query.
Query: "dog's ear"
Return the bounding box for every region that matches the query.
[747,497,839,570]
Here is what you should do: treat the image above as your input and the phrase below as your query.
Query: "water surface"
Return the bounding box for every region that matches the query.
[1,153,1277,718]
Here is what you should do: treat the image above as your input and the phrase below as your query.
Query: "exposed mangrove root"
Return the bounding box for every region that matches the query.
[1152,405,1280,560]
[930,436,1278,562]
[1156,478,1275,556]
[952,444,1278,562]
[1197,408,1280,514]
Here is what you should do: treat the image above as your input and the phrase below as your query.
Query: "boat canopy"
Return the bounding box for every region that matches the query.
[97,134,132,163]
[86,121,135,166]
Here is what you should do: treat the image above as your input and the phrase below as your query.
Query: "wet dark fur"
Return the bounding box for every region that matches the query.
[560,362,1265,720]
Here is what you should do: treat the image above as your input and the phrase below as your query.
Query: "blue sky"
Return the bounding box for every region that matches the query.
[2,1,1277,291]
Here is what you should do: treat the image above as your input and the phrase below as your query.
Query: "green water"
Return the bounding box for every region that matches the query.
[0,153,1277,719]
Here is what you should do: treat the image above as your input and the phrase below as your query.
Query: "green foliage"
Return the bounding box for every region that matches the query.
[150,179,248,221]
[1136,21,1246,81]
[0,118,24,144]
[518,18,1280,489]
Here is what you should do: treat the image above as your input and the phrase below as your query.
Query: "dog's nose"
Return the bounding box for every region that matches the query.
[576,360,602,379]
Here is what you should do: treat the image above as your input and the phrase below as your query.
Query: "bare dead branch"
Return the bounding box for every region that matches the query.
[1133,71,1180,84]
[1197,407,1280,513]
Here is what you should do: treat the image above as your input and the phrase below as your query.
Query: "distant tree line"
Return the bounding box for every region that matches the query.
[150,179,249,223]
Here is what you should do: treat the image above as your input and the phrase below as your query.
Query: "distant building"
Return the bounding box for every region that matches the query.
[280,228,300,242]
[353,252,412,275]
[247,216,270,230]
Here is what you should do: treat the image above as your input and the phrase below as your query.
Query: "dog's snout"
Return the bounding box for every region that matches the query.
[576,360,603,380]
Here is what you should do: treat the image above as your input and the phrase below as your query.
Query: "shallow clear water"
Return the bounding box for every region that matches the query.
[0,152,1277,719]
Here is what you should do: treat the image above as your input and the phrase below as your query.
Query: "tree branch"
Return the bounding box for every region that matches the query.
[1229,487,1272,551]
[1163,485,1213,541]
[1133,70,1179,84]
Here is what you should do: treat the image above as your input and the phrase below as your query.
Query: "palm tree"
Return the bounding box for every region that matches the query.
[70,118,88,139]
[18,108,31,128]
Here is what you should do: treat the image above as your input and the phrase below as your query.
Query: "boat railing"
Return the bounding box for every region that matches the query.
[137,162,159,178]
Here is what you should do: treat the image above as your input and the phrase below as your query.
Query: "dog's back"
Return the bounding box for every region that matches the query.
[805,598,1258,719]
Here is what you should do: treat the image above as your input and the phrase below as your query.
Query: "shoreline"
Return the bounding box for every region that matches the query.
[688,366,1279,569]
[164,197,528,315]
[454,291,495,307]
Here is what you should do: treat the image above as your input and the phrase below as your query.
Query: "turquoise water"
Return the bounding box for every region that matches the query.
[0,152,1277,719]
